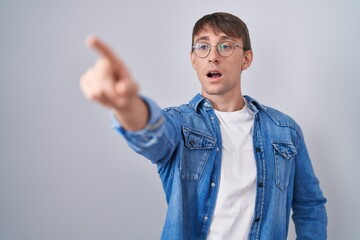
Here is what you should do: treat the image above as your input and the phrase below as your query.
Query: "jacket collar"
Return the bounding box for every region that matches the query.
[244,95,267,114]
[188,93,210,111]
[188,93,267,113]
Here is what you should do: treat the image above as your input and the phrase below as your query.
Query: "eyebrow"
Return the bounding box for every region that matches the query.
[194,35,238,43]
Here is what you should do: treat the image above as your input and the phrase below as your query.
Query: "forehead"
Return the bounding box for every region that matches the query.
[193,25,239,42]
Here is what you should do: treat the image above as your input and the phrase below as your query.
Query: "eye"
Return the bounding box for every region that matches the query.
[194,42,210,51]
[218,42,233,50]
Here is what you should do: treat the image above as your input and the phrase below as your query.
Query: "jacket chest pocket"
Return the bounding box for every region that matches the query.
[180,127,216,181]
[272,141,297,191]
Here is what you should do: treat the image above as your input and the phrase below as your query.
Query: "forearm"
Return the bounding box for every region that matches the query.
[113,95,149,131]
[112,95,178,164]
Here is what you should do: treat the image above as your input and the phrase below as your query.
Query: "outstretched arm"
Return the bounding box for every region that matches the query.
[80,36,148,131]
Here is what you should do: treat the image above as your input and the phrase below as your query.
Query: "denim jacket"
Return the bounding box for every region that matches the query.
[112,94,327,240]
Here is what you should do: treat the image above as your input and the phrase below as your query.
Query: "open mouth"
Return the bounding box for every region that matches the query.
[206,71,222,78]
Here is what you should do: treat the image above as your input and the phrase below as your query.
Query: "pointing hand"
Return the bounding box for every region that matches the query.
[80,36,139,111]
[80,36,148,130]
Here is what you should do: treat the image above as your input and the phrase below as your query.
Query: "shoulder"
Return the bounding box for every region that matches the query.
[162,104,202,126]
[245,95,302,134]
[162,94,205,116]
[163,104,194,114]
[263,105,299,128]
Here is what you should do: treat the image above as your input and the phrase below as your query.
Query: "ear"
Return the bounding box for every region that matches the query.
[241,50,253,70]
[190,52,196,69]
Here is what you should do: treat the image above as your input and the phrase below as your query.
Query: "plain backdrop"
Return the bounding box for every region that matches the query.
[1,0,359,239]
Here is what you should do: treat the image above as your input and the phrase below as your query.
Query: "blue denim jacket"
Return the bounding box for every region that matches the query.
[112,94,327,240]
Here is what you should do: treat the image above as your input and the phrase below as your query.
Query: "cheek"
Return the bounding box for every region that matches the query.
[224,63,242,76]
[191,60,196,70]
[191,53,198,69]
[192,61,205,75]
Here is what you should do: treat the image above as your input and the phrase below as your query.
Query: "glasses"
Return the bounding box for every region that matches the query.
[192,41,246,58]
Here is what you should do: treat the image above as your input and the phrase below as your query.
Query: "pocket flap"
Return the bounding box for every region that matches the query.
[272,141,297,159]
[182,127,216,149]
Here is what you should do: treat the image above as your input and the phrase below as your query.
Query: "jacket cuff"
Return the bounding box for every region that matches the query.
[111,96,164,141]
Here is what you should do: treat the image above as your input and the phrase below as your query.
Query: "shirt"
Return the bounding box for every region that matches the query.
[206,104,256,239]
[112,94,327,240]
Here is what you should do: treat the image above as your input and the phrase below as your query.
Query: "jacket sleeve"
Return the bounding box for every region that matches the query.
[111,95,180,165]
[292,128,328,239]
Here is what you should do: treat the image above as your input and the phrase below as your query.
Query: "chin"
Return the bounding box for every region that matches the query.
[202,89,224,97]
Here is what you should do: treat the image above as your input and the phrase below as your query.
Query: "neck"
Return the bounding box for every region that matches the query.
[204,93,245,112]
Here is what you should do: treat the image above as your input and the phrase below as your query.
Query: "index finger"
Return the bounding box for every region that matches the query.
[86,35,118,65]
[86,35,130,78]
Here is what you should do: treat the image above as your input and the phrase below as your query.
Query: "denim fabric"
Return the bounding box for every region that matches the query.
[112,94,327,240]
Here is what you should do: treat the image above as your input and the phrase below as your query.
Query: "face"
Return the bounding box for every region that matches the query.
[191,26,253,101]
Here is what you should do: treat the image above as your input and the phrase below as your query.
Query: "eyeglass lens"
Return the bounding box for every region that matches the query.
[193,41,236,58]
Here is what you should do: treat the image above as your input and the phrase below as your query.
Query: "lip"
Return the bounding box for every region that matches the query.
[206,68,222,75]
[206,68,223,82]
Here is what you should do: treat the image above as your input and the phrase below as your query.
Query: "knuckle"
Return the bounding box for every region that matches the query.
[80,68,94,84]
[115,79,137,95]
[95,58,111,69]
[80,74,88,86]
[89,90,103,101]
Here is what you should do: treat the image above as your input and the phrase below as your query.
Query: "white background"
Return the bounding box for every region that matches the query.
[1,0,359,239]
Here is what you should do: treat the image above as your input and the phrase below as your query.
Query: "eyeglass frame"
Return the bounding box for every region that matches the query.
[192,41,248,58]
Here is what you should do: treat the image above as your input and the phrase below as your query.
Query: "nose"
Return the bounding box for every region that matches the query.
[208,47,221,63]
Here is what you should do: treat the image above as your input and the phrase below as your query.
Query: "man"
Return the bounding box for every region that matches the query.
[80,12,327,240]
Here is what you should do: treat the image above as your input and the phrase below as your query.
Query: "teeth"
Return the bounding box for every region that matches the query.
[207,71,222,77]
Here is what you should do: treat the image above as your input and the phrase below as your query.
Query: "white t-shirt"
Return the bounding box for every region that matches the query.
[206,102,257,240]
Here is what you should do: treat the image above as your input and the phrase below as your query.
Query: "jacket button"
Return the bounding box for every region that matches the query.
[189,140,195,146]
[255,147,261,152]
[211,182,216,187]
[258,182,263,188]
